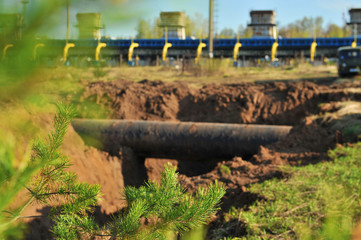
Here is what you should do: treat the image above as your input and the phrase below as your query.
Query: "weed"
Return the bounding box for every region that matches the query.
[93,66,109,79]
[220,164,231,177]
[343,124,361,140]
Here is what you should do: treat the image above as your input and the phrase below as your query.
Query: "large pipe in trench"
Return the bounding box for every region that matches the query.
[72,119,292,160]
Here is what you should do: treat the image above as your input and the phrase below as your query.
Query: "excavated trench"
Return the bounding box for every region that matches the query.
[78,79,361,181]
[26,78,361,239]
[78,78,361,239]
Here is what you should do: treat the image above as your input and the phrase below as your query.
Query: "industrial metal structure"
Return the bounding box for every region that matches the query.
[76,13,103,39]
[31,37,360,61]
[248,10,277,38]
[209,0,214,58]
[1,8,361,63]
[337,46,361,76]
[348,8,361,36]
[159,12,186,40]
[71,119,292,160]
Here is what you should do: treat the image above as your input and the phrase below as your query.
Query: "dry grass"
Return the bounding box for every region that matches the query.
[52,61,343,89]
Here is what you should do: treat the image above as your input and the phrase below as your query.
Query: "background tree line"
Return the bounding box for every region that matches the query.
[136,14,352,39]
[278,16,352,38]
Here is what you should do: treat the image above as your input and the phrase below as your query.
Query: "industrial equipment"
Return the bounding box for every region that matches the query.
[72,119,292,161]
[337,46,361,77]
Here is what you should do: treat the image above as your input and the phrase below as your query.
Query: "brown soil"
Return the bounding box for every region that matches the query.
[82,79,361,124]
[26,78,361,239]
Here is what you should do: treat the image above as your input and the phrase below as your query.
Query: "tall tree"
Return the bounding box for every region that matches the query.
[325,23,344,37]
[191,12,208,38]
[325,23,352,38]
[218,28,236,38]
[236,25,253,38]
[279,16,324,38]
[185,15,195,38]
[243,26,253,38]
[136,19,153,39]
[152,17,163,38]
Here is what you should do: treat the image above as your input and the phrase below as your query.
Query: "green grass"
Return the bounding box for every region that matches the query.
[220,164,231,177]
[223,143,361,240]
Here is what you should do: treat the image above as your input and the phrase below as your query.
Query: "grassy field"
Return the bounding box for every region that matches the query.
[219,143,361,240]
[92,62,339,85]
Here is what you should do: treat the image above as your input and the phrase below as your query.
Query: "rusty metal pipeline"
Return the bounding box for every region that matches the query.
[72,119,292,160]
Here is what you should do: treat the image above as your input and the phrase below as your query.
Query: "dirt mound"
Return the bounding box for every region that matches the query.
[177,120,333,212]
[65,127,126,214]
[83,79,192,121]
[83,79,361,125]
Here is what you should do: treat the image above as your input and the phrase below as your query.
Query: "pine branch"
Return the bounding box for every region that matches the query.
[108,164,226,240]
[1,104,101,239]
[2,104,225,239]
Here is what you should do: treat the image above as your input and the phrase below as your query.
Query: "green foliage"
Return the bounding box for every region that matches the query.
[189,13,208,38]
[185,15,195,37]
[136,19,154,39]
[218,28,236,39]
[93,66,109,78]
[279,16,352,38]
[0,104,101,239]
[220,164,231,177]
[279,16,324,38]
[181,224,208,240]
[238,25,253,39]
[343,124,361,141]
[153,17,163,39]
[325,24,347,38]
[107,164,226,240]
[135,17,163,39]
[29,105,101,239]
[0,132,38,239]
[223,143,361,239]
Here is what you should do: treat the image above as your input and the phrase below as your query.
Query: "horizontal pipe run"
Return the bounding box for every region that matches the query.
[72,119,292,161]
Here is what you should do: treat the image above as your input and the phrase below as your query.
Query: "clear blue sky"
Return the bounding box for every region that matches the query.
[1,0,361,38]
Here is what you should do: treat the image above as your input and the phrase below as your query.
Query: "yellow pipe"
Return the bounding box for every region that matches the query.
[233,42,242,62]
[352,24,357,48]
[95,42,107,61]
[33,43,45,60]
[271,41,279,62]
[128,42,139,61]
[2,44,14,60]
[63,43,75,62]
[310,41,317,62]
[162,42,172,62]
[195,42,206,63]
